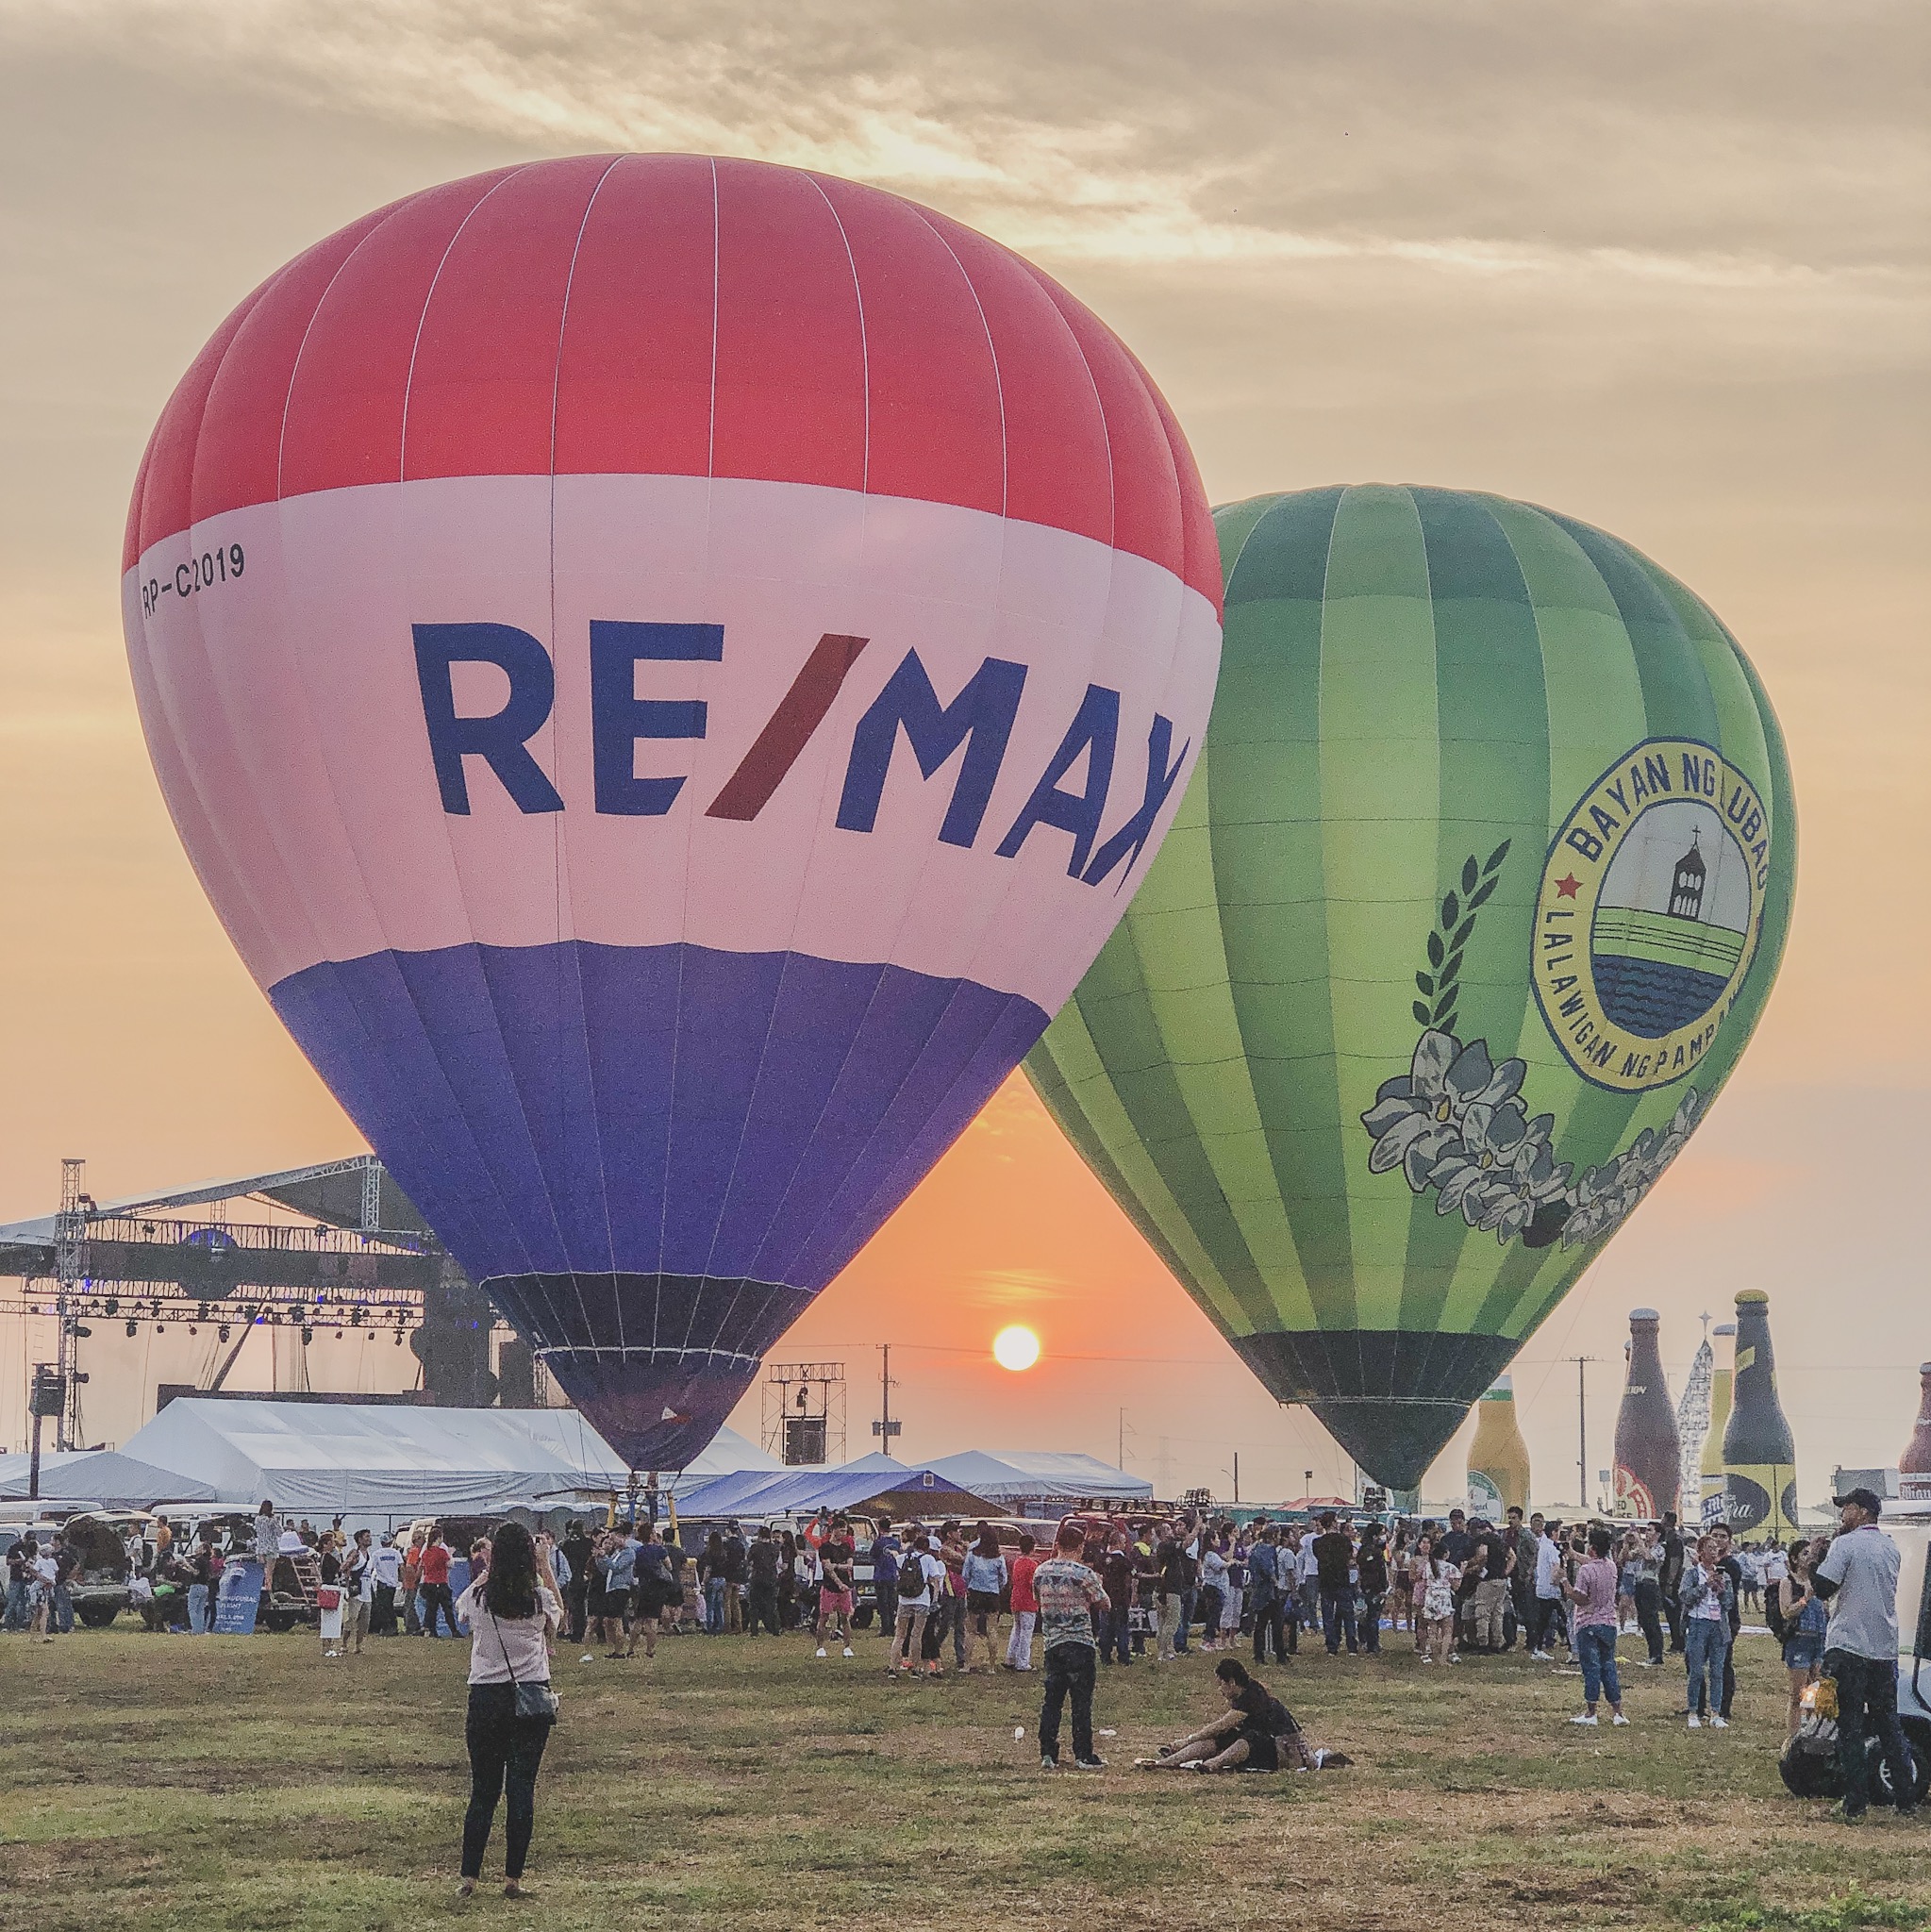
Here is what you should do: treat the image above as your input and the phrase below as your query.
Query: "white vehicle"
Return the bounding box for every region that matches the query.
[1887,1500,1931,1773]
[1784,1499,1931,1806]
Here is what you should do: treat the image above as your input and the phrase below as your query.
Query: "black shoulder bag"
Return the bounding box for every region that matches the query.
[488,1601,560,1723]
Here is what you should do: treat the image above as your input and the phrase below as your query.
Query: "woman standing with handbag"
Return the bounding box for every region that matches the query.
[455,1520,560,1899]
[317,1534,345,1659]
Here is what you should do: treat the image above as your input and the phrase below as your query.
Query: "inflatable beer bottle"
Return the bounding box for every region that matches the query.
[1699,1323,1737,1527]
[1899,1365,1931,1505]
[1722,1289,1799,1537]
[1468,1375,1532,1515]
[1613,1307,1681,1519]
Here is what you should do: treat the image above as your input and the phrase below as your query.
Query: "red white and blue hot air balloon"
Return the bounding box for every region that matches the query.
[122,155,1222,1470]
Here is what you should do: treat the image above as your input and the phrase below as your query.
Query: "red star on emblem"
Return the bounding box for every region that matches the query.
[1555,874,1581,899]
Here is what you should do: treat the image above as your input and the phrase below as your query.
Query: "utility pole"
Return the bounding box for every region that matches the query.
[1232,1450,1240,1505]
[872,1342,901,1449]
[1568,1355,1601,1509]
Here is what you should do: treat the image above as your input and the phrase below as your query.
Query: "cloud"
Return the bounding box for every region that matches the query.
[10,0,1923,302]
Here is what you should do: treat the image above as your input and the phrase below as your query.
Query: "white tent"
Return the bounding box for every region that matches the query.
[925,1450,1152,1507]
[0,1449,214,1508]
[120,1401,777,1522]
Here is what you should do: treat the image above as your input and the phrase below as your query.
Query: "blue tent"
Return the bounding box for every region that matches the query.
[675,1464,996,1521]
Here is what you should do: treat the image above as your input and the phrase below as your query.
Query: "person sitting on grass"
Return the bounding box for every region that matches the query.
[1137,1657,1350,1773]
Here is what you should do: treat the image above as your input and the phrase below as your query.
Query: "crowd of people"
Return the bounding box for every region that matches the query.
[8,1481,1922,1894]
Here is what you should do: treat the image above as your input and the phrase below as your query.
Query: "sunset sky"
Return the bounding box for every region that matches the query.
[0,3,1923,1503]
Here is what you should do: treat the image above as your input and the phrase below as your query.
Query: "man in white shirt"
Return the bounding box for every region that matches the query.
[1530,1523,1564,1659]
[371,1534,403,1634]
[1813,1487,1917,1822]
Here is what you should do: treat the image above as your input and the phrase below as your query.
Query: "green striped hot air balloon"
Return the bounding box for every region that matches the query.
[1024,485,1795,1489]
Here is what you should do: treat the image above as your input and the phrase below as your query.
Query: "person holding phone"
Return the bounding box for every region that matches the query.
[456,1521,559,1898]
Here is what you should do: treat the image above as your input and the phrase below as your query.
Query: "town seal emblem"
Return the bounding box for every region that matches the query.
[1532,738,1770,1093]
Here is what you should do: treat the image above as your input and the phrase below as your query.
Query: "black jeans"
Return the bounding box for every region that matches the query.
[462,1684,553,1879]
[1663,1590,1686,1654]
[1039,1641,1096,1763]
[874,1579,897,1635]
[1321,1588,1358,1655]
[1100,1602,1131,1664]
[420,1581,458,1638]
[1252,1593,1287,1664]
[1360,1592,1384,1655]
[370,1582,397,1635]
[746,1581,781,1635]
[1828,1648,1917,1815]
[1196,1586,1223,1642]
[1632,1580,1664,1664]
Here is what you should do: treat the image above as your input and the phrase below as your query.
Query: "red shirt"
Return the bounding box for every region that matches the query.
[420,1542,451,1587]
[1009,1553,1040,1614]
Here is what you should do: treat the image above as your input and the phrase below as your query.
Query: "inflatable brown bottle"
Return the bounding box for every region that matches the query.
[1613,1307,1681,1519]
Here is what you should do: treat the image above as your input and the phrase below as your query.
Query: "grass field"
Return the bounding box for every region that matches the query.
[3,1623,1928,1931]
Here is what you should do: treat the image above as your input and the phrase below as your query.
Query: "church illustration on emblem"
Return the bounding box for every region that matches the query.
[1588,801,1750,1039]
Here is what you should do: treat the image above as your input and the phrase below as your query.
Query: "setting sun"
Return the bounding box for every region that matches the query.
[992,1324,1041,1372]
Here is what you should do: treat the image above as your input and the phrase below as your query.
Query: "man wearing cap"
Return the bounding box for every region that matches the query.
[1812,1487,1918,1821]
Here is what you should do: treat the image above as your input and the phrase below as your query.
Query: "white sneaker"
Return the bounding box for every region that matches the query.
[841,1645,854,1658]
[1569,1713,1599,1726]
[1688,1713,1701,1728]
[1530,1649,1551,1661]
[1421,1654,1433,1663]
[1612,1713,1631,1725]
[1710,1715,1729,1729]
[815,1646,827,1657]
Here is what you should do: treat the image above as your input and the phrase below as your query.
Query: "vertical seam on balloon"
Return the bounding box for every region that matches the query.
[753,238,1056,1290]
[150,277,319,989]
[1209,491,1320,1335]
[397,168,526,482]
[688,173,880,1325]
[1430,493,1547,1345]
[1313,487,1353,1338]
[724,204,986,1290]
[725,192,992,1302]
[547,156,630,1376]
[907,207,1006,522]
[275,210,403,505]
[296,170,555,1305]
[804,174,869,493]
[1397,485,1447,1407]
[657,158,724,1374]
[1192,499,1316,1334]
[381,164,581,1367]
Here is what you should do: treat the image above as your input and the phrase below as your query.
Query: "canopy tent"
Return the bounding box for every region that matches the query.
[832,1452,910,1475]
[119,1401,776,1521]
[0,1449,213,1508]
[675,1463,998,1523]
[924,1450,1151,1508]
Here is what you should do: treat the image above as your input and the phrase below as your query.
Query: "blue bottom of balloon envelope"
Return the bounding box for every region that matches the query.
[272,939,1048,1469]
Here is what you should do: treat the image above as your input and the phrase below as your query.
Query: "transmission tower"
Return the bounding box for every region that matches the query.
[53,1158,89,1452]
[1675,1311,1714,1514]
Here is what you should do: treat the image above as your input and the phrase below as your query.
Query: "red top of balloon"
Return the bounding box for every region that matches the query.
[125,153,1220,609]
